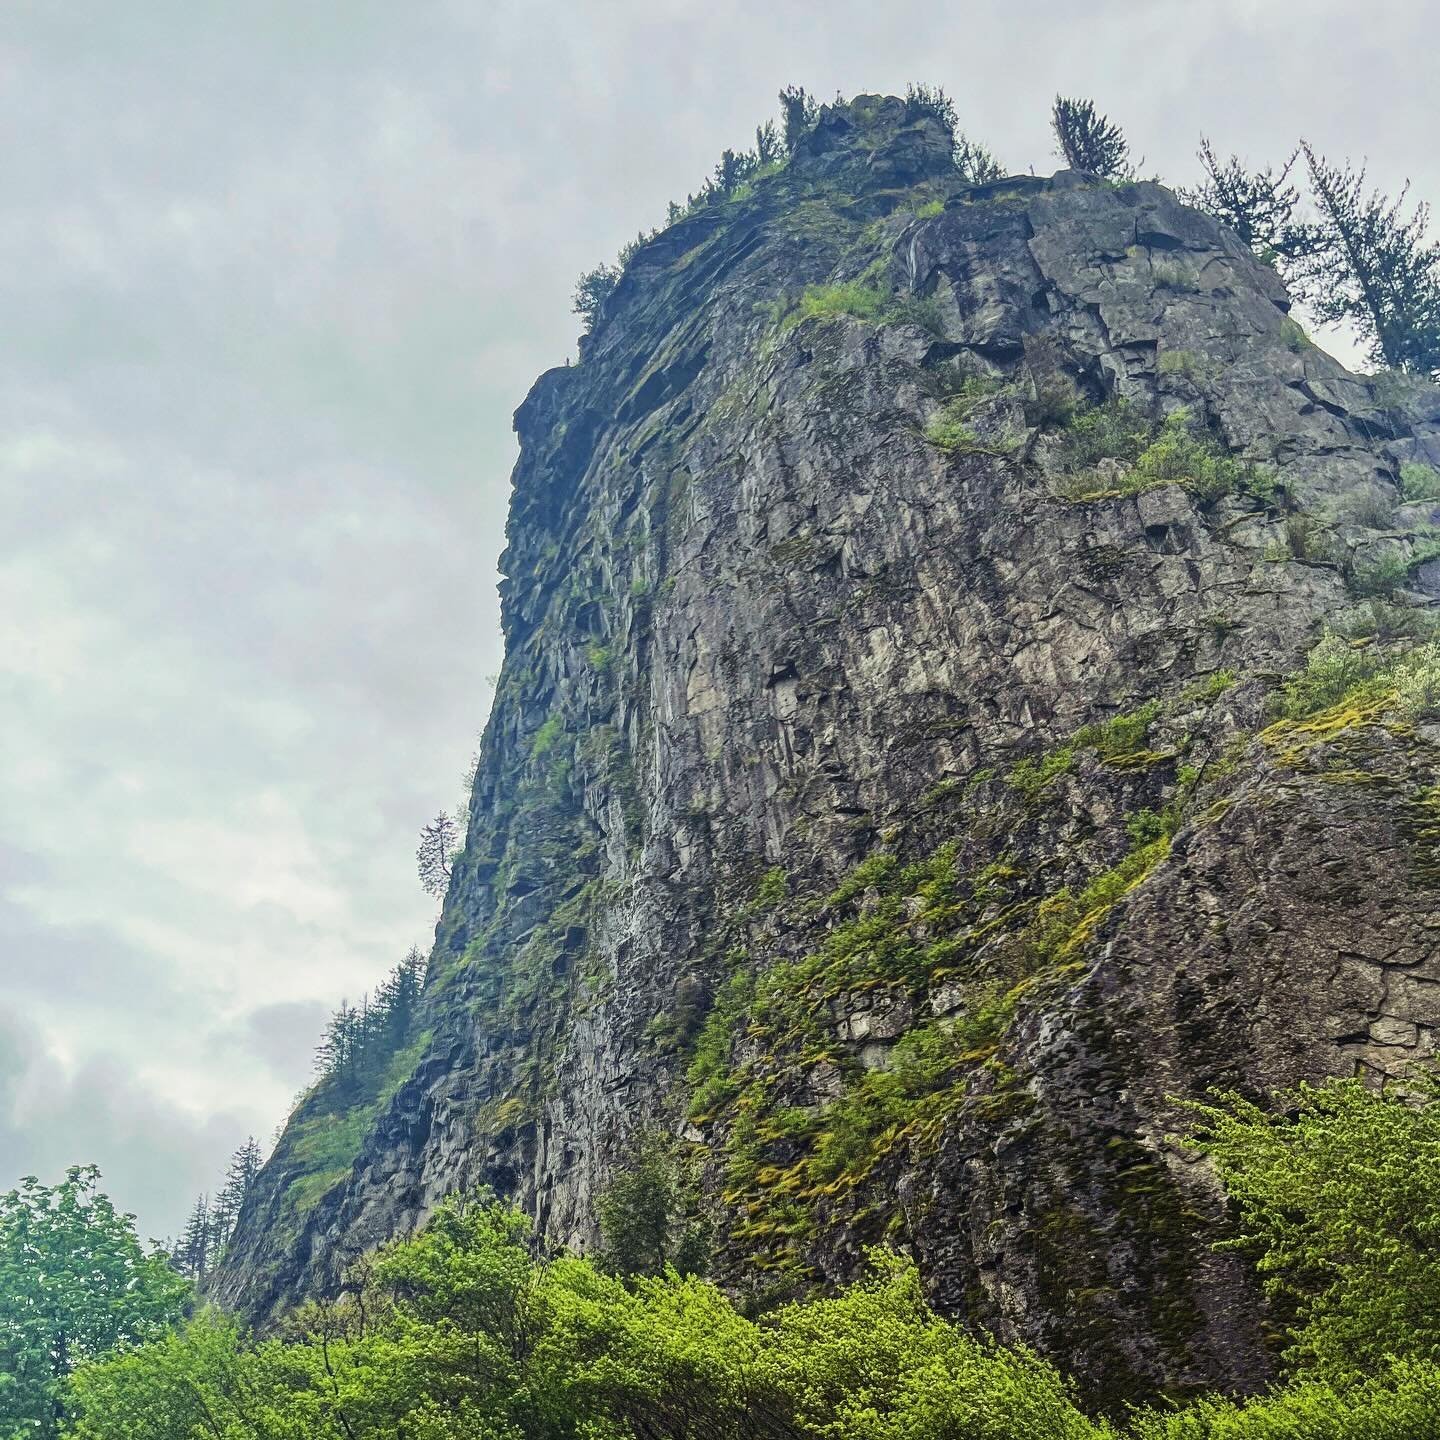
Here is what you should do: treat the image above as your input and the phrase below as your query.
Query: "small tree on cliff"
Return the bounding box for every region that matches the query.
[596,1131,709,1278]
[1294,144,1440,377]
[1051,95,1131,178]
[1187,138,1324,268]
[416,810,460,900]
[779,84,818,153]
[572,261,620,334]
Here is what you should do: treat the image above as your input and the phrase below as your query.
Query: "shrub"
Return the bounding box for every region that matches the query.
[783,280,887,329]
[904,82,958,132]
[1401,460,1440,501]
[1181,1073,1440,1380]
[925,405,985,453]
[954,134,1004,185]
[886,292,948,336]
[1337,487,1399,529]
[1056,405,1269,505]
[573,262,620,332]
[1277,631,1440,720]
[1276,632,1386,716]
[1027,372,1080,428]
[1129,1362,1440,1440]
[1128,410,1251,502]
[1350,552,1410,598]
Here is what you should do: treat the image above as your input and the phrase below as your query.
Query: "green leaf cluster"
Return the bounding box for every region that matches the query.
[0,1167,189,1440]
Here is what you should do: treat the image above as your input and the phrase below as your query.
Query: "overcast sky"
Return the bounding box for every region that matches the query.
[3,0,1434,1240]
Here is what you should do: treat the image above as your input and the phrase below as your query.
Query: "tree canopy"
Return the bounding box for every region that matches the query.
[0,1167,189,1440]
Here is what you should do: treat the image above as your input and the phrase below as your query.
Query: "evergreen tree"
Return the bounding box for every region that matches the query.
[778,84,817,153]
[954,133,1004,186]
[1295,144,1440,376]
[416,810,460,900]
[377,946,424,1044]
[1187,138,1323,266]
[903,82,957,133]
[174,1196,211,1285]
[596,1131,709,1279]
[571,262,621,334]
[754,120,779,167]
[1051,95,1131,178]
[208,1135,263,1260]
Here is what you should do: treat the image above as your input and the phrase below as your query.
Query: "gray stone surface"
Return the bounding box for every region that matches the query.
[214,96,1440,1410]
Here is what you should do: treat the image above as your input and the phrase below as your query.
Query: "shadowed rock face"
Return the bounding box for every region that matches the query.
[215,95,1440,1409]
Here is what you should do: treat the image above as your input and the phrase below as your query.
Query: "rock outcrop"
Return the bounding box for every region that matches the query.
[215,95,1440,1409]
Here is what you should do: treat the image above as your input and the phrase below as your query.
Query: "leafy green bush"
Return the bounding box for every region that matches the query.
[1055,403,1274,505]
[1181,1073,1440,1381]
[1401,460,1440,501]
[1350,552,1410,598]
[1129,1361,1440,1439]
[64,1196,1111,1440]
[1277,632,1440,720]
[924,403,986,453]
[783,281,888,329]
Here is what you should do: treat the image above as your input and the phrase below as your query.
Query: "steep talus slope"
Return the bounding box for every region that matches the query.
[216,95,1440,1407]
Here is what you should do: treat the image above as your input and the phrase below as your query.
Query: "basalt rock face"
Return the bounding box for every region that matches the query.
[216,96,1440,1408]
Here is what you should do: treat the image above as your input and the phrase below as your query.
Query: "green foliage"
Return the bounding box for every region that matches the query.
[884,292,947,337]
[954,134,1004,185]
[1294,144,1440,378]
[903,83,957,132]
[753,866,789,910]
[1009,745,1079,802]
[572,262,620,333]
[1127,411,1263,503]
[64,1199,1115,1440]
[1181,1073,1440,1380]
[1128,1361,1440,1440]
[1349,552,1409,598]
[1184,139,1321,271]
[1063,396,1152,468]
[1009,701,1163,800]
[0,1167,189,1439]
[779,84,819,153]
[1276,632,1440,721]
[686,966,755,1116]
[1027,371,1081,429]
[1055,404,1274,505]
[923,377,1009,453]
[1401,460,1440,501]
[782,280,888,329]
[1052,95,1131,179]
[924,403,985,453]
[596,1133,709,1279]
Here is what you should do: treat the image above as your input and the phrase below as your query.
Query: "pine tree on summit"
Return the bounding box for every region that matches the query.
[1295,144,1440,377]
[1051,95,1131,178]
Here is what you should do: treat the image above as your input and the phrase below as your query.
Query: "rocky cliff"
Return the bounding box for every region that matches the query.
[215,95,1440,1409]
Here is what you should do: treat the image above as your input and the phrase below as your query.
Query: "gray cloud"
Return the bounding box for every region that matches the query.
[4,0,1434,1236]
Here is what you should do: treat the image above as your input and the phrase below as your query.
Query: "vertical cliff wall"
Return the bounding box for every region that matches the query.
[216,95,1440,1408]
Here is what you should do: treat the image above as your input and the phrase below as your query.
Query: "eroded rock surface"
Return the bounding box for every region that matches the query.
[215,95,1440,1409]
